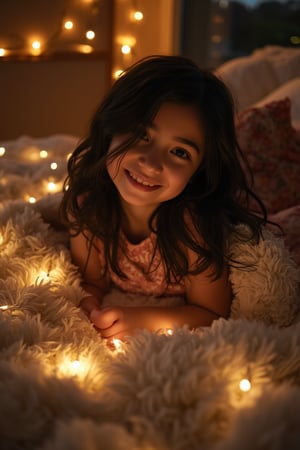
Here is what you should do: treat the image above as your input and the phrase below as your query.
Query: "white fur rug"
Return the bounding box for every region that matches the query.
[1,135,300,450]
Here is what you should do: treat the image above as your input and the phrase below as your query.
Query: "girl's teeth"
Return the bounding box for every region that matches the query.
[129,171,155,187]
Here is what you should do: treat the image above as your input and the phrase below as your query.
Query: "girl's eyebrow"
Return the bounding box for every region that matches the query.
[174,136,201,154]
[148,123,201,154]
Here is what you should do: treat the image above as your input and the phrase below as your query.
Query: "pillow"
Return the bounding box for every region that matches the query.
[215,54,279,111]
[254,77,300,129]
[253,46,300,86]
[236,98,300,214]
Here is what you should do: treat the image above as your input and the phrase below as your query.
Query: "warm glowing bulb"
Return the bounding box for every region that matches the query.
[64,20,74,30]
[36,270,50,283]
[78,44,93,54]
[32,40,41,50]
[28,196,37,204]
[121,44,131,55]
[40,150,48,158]
[47,181,56,192]
[239,378,251,392]
[0,146,5,156]
[50,162,58,170]
[113,69,124,79]
[70,360,81,371]
[133,10,143,21]
[58,356,90,378]
[112,338,123,352]
[86,30,95,40]
[0,48,6,57]
[166,328,173,335]
[0,305,9,311]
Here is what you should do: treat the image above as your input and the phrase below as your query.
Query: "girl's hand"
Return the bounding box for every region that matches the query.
[90,306,145,340]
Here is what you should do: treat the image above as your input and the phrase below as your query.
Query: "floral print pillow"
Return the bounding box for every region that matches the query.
[236,98,300,214]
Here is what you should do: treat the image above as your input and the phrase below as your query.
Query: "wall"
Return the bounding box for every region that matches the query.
[113,0,180,74]
[0,59,109,140]
[0,0,179,141]
[0,0,113,140]
[0,0,181,140]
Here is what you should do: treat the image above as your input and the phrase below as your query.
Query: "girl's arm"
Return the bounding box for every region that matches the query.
[70,230,109,316]
[91,265,231,340]
[77,221,231,339]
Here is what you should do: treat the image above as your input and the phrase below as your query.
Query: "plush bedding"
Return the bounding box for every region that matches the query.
[1,46,300,449]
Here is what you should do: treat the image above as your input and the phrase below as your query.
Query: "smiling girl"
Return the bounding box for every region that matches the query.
[61,55,267,340]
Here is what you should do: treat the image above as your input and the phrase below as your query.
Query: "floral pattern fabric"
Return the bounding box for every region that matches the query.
[236,97,300,214]
[95,233,186,297]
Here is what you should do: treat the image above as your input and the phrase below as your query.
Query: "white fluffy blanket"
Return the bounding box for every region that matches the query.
[1,135,300,450]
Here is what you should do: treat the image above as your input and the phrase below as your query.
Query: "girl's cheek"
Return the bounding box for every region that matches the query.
[106,158,119,180]
[108,133,131,154]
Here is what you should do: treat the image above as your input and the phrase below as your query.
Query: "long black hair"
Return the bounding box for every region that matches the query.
[61,55,267,282]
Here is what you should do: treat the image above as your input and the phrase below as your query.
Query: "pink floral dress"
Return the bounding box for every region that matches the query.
[94,232,186,297]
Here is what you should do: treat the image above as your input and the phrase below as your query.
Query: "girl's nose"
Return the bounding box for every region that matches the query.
[137,146,163,174]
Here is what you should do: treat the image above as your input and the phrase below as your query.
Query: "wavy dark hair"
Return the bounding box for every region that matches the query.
[60,55,268,283]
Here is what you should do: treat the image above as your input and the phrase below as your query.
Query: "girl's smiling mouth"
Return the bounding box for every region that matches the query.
[125,169,161,190]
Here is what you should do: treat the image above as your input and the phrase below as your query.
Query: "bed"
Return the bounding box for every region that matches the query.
[0,46,300,449]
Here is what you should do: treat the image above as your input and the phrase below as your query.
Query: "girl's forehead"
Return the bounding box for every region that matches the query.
[151,102,205,152]
[152,103,204,133]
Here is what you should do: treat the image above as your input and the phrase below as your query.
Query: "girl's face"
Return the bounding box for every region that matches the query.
[107,102,205,213]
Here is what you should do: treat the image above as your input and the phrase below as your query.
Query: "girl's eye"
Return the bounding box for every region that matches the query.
[171,148,190,160]
[140,131,150,142]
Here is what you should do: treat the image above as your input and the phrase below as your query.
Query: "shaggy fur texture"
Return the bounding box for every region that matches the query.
[1,135,300,449]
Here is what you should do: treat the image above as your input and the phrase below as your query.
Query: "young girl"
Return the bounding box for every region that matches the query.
[61,55,267,341]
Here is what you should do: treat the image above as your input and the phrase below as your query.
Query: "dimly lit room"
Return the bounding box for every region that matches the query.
[0,1,300,449]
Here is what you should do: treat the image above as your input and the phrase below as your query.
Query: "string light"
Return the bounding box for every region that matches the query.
[112,338,124,352]
[50,162,58,170]
[131,10,144,21]
[40,150,48,158]
[58,356,90,378]
[31,40,41,50]
[121,44,131,55]
[113,69,124,79]
[47,181,57,192]
[70,360,81,372]
[30,40,42,55]
[0,3,102,57]
[0,3,142,62]
[64,20,74,30]
[86,30,95,40]
[77,44,93,54]
[0,305,9,311]
[36,270,51,283]
[0,146,6,156]
[34,267,63,286]
[239,378,251,392]
[28,196,37,204]
[134,11,143,21]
